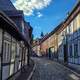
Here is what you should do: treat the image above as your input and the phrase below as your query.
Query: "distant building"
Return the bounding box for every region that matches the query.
[32,38,41,56]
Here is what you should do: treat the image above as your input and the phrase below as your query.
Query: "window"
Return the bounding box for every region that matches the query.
[74,44,78,58]
[68,24,71,34]
[9,64,14,76]
[3,42,11,63]
[6,43,10,62]
[19,47,22,61]
[8,44,11,62]
[3,42,6,62]
[69,45,72,57]
[73,17,77,32]
[79,13,80,25]
[11,43,16,62]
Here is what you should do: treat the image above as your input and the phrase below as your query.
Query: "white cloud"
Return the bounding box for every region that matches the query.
[37,12,43,18]
[13,0,52,16]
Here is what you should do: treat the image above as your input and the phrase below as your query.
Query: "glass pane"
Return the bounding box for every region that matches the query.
[74,44,78,58]
[69,45,72,57]
[11,43,16,62]
[3,42,6,63]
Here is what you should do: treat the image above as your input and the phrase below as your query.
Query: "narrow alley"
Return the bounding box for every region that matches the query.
[31,57,80,80]
[0,0,80,80]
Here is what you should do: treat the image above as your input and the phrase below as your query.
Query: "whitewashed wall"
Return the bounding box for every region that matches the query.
[2,65,10,80]
[0,29,2,55]
[0,29,2,74]
[25,48,28,65]
[2,31,11,80]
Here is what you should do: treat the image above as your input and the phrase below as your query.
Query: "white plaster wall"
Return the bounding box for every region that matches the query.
[0,29,2,70]
[2,66,10,80]
[4,32,11,40]
[15,42,20,71]
[76,13,80,37]
[3,39,11,63]
[18,62,21,70]
[25,48,28,65]
[15,59,18,73]
[0,29,2,54]
[10,64,14,76]
[16,43,19,59]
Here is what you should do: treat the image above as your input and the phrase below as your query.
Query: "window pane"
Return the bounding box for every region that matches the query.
[8,44,11,62]
[69,45,72,57]
[11,43,16,62]
[73,18,77,32]
[74,44,78,58]
[3,42,6,63]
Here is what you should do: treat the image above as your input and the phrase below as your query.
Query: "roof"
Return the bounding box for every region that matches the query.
[24,21,33,30]
[64,1,80,24]
[0,11,22,40]
[0,10,29,45]
[4,10,24,17]
[40,1,80,43]
[40,22,63,43]
[0,0,31,47]
[0,0,16,10]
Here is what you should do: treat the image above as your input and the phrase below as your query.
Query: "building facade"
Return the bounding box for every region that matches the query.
[57,1,80,65]
[0,0,33,80]
[32,1,80,67]
[32,39,41,56]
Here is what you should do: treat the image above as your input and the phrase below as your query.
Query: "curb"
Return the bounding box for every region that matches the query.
[27,62,36,80]
[57,62,80,77]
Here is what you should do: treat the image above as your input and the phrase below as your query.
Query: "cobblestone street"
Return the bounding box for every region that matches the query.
[31,57,80,80]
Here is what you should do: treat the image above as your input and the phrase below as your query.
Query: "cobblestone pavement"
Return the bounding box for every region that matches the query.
[31,57,80,80]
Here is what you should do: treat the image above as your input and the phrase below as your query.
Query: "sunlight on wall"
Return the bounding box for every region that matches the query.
[69,74,80,80]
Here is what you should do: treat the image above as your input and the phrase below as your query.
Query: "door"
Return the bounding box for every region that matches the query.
[48,48,51,59]
[51,47,55,59]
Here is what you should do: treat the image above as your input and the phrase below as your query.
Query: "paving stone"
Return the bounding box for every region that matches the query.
[31,57,80,80]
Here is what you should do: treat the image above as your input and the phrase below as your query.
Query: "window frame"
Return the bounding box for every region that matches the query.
[74,43,78,58]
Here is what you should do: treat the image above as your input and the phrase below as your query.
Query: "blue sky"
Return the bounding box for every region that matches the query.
[11,0,77,39]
